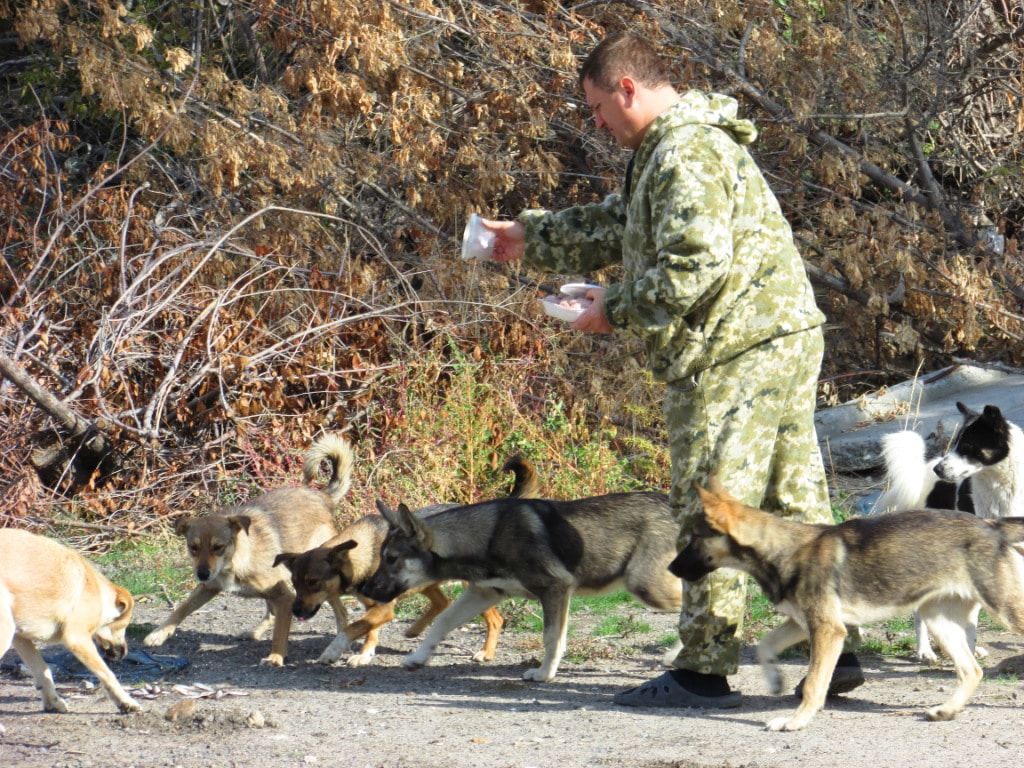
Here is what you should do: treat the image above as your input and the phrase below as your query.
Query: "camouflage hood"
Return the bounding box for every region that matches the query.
[646,92,758,148]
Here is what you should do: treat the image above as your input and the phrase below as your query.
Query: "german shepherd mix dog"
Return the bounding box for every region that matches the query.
[272,456,539,666]
[0,529,141,722]
[361,485,683,682]
[144,434,353,666]
[671,478,1024,731]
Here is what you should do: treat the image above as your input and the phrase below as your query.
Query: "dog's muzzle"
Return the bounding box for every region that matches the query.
[668,546,714,582]
[99,640,129,661]
[360,574,402,603]
[292,600,321,621]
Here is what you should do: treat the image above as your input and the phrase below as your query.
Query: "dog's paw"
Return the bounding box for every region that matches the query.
[346,650,377,667]
[974,645,990,660]
[118,698,143,714]
[925,704,960,722]
[401,655,425,670]
[522,667,555,683]
[766,714,807,732]
[143,628,172,647]
[315,649,342,665]
[762,665,785,696]
[43,697,69,714]
[260,653,286,667]
[917,647,939,664]
[471,650,490,663]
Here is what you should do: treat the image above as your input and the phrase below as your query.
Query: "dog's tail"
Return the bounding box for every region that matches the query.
[872,430,935,513]
[303,433,354,506]
[502,454,541,498]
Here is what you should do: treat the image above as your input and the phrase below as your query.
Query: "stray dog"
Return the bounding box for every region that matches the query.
[144,434,353,666]
[272,456,541,666]
[670,477,1024,731]
[0,529,141,718]
[874,403,1024,660]
[874,402,1024,518]
[361,483,683,682]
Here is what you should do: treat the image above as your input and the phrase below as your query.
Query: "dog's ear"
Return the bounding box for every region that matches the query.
[957,401,979,417]
[376,500,411,534]
[113,586,134,618]
[273,552,298,572]
[982,404,1004,421]
[228,515,252,536]
[327,540,358,568]
[397,502,433,550]
[693,480,738,536]
[173,517,193,537]
[704,474,737,500]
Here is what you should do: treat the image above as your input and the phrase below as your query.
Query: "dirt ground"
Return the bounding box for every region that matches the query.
[3,591,1024,768]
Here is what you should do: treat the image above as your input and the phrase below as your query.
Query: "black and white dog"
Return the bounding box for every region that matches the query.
[873,401,1024,661]
[874,402,1024,519]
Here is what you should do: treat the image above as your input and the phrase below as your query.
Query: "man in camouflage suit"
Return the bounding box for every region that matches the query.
[483,31,862,707]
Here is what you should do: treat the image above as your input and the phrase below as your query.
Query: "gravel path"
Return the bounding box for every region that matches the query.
[2,593,1023,768]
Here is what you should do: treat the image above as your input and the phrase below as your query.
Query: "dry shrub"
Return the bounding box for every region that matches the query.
[0,0,1021,538]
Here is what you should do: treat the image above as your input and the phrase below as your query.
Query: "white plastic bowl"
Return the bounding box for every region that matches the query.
[559,282,601,297]
[540,296,585,322]
[540,284,598,322]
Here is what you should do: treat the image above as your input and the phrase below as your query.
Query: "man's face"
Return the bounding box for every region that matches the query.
[583,76,641,150]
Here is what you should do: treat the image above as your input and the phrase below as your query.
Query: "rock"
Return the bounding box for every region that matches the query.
[165,699,198,723]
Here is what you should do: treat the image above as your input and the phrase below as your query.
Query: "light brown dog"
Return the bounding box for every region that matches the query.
[144,434,353,666]
[0,529,140,719]
[272,455,542,666]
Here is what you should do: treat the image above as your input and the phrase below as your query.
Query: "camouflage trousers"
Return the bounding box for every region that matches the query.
[663,327,852,676]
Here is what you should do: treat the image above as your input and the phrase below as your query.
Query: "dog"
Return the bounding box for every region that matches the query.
[360,482,683,682]
[272,456,541,666]
[874,402,1024,519]
[0,529,141,719]
[873,402,1023,660]
[670,477,1024,731]
[144,433,353,666]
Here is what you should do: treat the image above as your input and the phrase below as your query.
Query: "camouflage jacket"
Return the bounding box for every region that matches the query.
[519,91,825,383]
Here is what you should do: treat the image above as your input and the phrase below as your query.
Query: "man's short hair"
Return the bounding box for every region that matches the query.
[579,31,672,91]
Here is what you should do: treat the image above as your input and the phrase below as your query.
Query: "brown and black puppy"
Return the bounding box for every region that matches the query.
[0,529,141,722]
[275,515,495,666]
[273,455,541,666]
[144,434,353,666]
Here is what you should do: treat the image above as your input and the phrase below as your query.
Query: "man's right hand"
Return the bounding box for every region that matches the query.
[481,219,525,262]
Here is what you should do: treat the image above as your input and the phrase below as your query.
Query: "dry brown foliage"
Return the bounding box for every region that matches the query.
[0,0,1022,537]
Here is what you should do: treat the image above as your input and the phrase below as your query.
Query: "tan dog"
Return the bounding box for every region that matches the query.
[0,529,140,719]
[272,455,541,666]
[671,477,1024,731]
[144,434,353,666]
